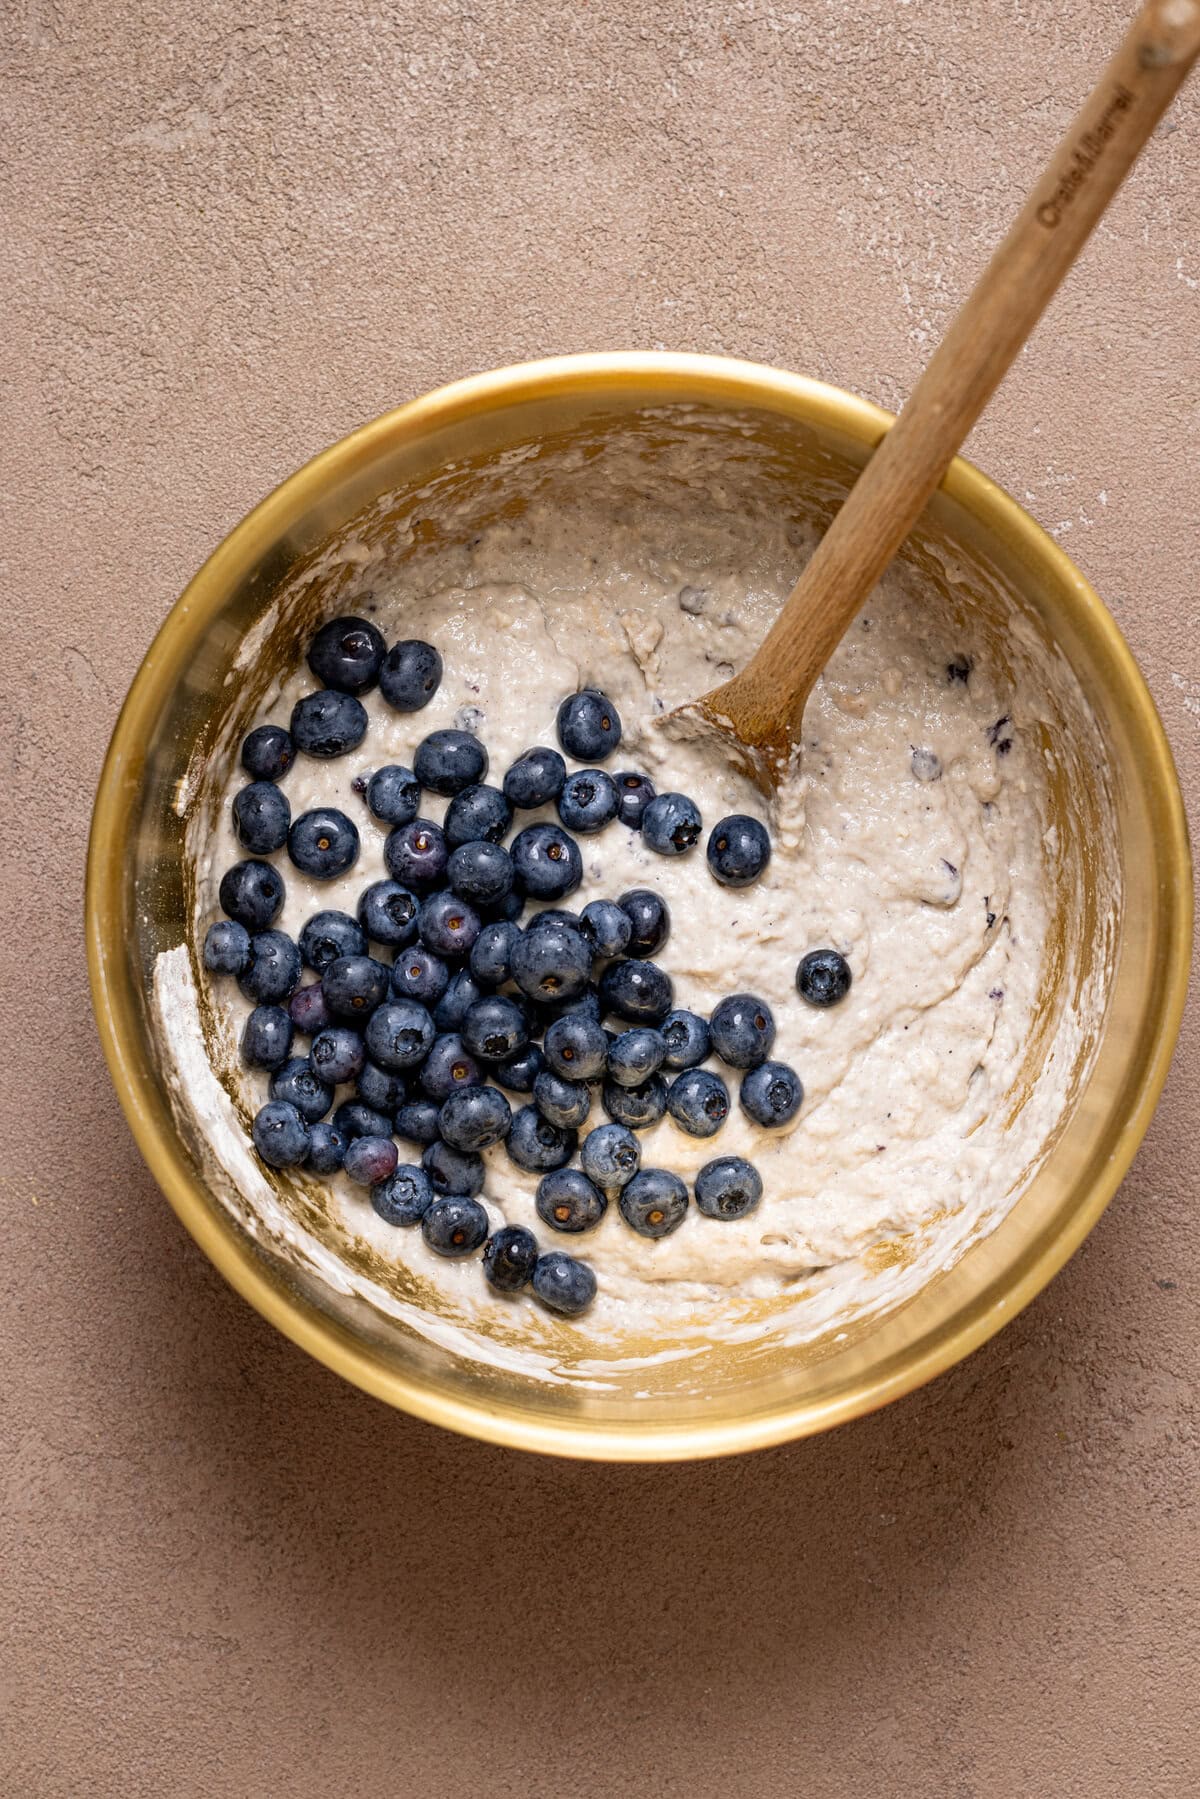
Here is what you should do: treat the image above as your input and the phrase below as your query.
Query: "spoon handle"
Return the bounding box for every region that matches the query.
[729,0,1200,749]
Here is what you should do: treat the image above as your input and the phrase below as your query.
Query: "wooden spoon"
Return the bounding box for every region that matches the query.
[663,0,1200,790]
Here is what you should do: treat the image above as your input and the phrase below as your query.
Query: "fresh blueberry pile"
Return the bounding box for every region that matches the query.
[203,616,854,1319]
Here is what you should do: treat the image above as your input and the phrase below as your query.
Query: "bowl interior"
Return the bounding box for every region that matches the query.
[88,357,1191,1458]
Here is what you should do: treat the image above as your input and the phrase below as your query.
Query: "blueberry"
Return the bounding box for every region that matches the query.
[364,999,435,1071]
[492,1043,545,1093]
[505,1106,577,1173]
[694,1156,763,1220]
[510,919,592,1004]
[482,888,525,924]
[503,746,567,809]
[532,1070,592,1130]
[366,765,421,826]
[379,638,443,712]
[470,919,519,987]
[321,953,390,1020]
[740,1061,803,1128]
[384,818,448,889]
[462,994,528,1062]
[448,840,514,907]
[307,615,386,693]
[602,1075,668,1130]
[617,889,670,959]
[236,931,300,1005]
[524,907,584,934]
[422,1195,489,1257]
[796,949,852,1008]
[333,1100,395,1141]
[252,1100,310,1168]
[709,993,776,1068]
[642,792,702,856]
[580,1122,641,1193]
[371,1164,435,1227]
[288,807,359,879]
[536,1167,606,1233]
[391,944,450,1007]
[557,687,621,762]
[203,919,250,975]
[418,1033,482,1102]
[443,783,513,848]
[414,728,488,796]
[394,1099,442,1146]
[666,1068,730,1137]
[543,1013,609,1081]
[289,982,330,1035]
[598,958,673,1025]
[357,879,420,949]
[290,689,368,759]
[548,984,603,1024]
[439,1084,512,1151]
[619,1168,688,1239]
[557,768,618,833]
[299,909,366,972]
[344,1135,400,1188]
[614,771,656,829]
[241,1004,294,1070]
[706,813,771,887]
[309,1026,365,1084]
[606,1027,666,1089]
[482,1224,540,1293]
[659,1008,710,1070]
[578,900,632,960]
[219,859,285,932]
[532,1251,597,1316]
[241,723,293,782]
[510,823,583,901]
[269,1057,333,1124]
[232,781,291,854]
[422,1139,484,1197]
[433,968,485,1032]
[356,1060,406,1114]
[306,1121,347,1175]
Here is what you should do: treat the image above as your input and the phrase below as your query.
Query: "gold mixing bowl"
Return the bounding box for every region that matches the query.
[86,353,1192,1460]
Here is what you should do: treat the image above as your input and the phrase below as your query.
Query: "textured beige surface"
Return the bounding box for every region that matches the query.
[2,2,1197,1794]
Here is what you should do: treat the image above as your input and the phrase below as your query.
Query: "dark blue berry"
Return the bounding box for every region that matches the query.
[290,689,368,758]
[384,818,448,889]
[505,1106,577,1173]
[422,1139,484,1197]
[356,1060,406,1114]
[299,909,365,972]
[510,919,592,1004]
[366,765,421,826]
[321,954,390,1020]
[642,792,702,856]
[462,995,528,1063]
[288,807,359,879]
[598,958,673,1025]
[333,1100,394,1141]
[740,1061,803,1128]
[364,999,435,1071]
[694,1156,763,1220]
[289,982,330,1035]
[603,1075,668,1130]
[308,1026,365,1084]
[510,823,583,901]
[470,919,519,986]
[371,1163,434,1226]
[503,745,567,808]
[433,968,484,1032]
[614,770,656,828]
[308,615,385,693]
[580,1122,640,1193]
[536,1167,606,1233]
[706,813,771,887]
[579,900,632,960]
[532,1070,592,1130]
[344,1135,399,1187]
[796,949,852,1007]
[237,931,300,1005]
[444,783,513,848]
[482,888,525,924]
[241,723,293,782]
[543,1014,609,1081]
[422,1195,489,1257]
[524,907,583,934]
[666,1068,730,1137]
[252,1100,310,1168]
[558,768,618,833]
[659,1008,710,1070]
[391,943,450,1007]
[418,1033,481,1102]
[617,889,670,959]
[619,1168,688,1238]
[492,1043,545,1093]
[414,728,488,796]
[607,1027,666,1088]
[232,781,291,854]
[557,688,621,762]
[269,1057,332,1123]
[709,993,776,1069]
[482,1225,539,1293]
[448,840,513,907]
[241,1005,294,1070]
[306,1121,347,1174]
[219,859,284,932]
[203,919,250,975]
[357,879,419,949]
[532,1251,597,1315]
[439,1084,512,1151]
[379,638,443,712]
[394,1099,442,1146]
